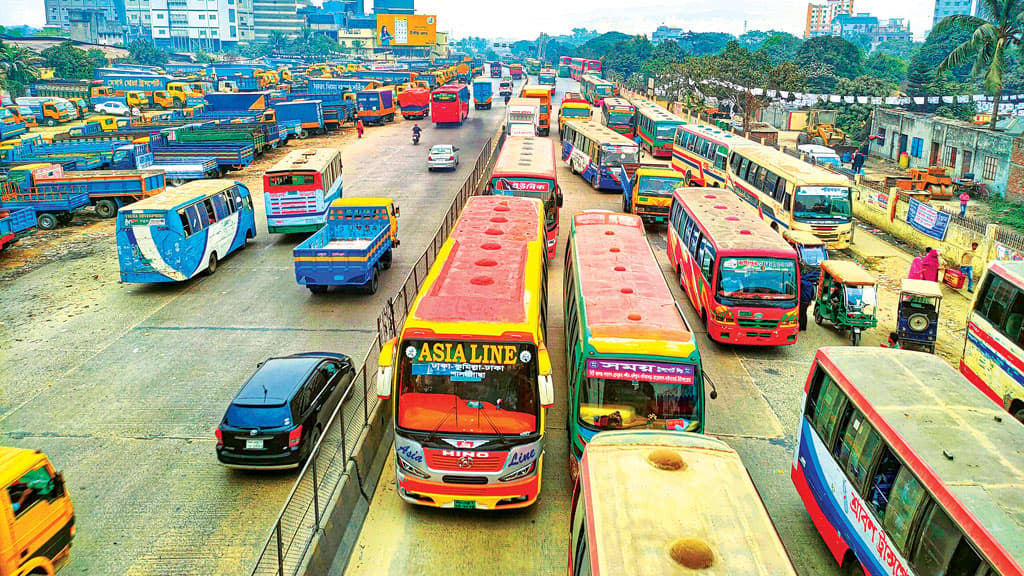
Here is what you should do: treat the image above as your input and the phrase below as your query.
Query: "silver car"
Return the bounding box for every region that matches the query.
[427,144,459,172]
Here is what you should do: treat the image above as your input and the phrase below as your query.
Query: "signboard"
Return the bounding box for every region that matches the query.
[123,213,166,227]
[406,341,530,382]
[493,179,551,193]
[906,198,951,241]
[376,14,437,47]
[864,189,890,212]
[585,359,695,385]
[996,243,1024,262]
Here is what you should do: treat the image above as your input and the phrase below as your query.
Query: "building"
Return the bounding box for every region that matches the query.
[253,0,307,41]
[872,18,913,43]
[43,0,125,45]
[870,108,1024,198]
[372,0,414,14]
[335,28,375,55]
[933,0,974,26]
[652,25,683,44]
[805,0,854,37]
[149,0,254,50]
[830,13,878,37]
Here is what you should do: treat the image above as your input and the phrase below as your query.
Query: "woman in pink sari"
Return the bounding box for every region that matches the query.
[921,249,940,282]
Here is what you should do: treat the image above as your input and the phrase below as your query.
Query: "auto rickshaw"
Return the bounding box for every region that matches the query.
[784,230,828,270]
[896,279,943,353]
[813,260,878,346]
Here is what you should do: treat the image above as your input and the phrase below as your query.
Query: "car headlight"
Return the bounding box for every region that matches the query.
[499,461,536,482]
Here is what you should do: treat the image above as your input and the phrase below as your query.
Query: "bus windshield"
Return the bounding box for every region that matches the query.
[794,186,852,222]
[639,176,683,196]
[562,107,589,119]
[599,144,638,166]
[267,174,314,187]
[718,257,797,300]
[397,339,539,436]
[607,111,632,126]
[580,359,699,431]
[539,74,555,84]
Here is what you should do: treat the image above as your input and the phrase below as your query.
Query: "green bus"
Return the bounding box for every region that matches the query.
[580,74,615,108]
[631,98,686,159]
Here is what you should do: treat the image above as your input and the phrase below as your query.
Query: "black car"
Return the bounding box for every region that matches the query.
[216,352,354,470]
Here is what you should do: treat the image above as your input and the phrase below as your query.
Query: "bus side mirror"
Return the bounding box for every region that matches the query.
[556,187,564,208]
[376,338,398,399]
[538,346,554,408]
[703,370,718,400]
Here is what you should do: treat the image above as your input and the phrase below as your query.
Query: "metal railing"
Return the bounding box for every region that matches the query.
[250,130,506,576]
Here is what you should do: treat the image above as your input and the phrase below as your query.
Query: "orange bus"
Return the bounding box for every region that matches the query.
[376,196,555,510]
[519,84,552,136]
[672,123,754,187]
[490,136,562,258]
[668,187,800,345]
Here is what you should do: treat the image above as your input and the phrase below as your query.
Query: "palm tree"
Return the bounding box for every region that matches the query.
[0,40,40,95]
[936,0,1024,130]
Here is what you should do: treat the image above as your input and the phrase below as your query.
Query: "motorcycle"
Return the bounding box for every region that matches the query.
[412,131,421,145]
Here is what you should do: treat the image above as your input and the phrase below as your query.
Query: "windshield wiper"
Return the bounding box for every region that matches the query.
[469,402,507,444]
[428,403,459,443]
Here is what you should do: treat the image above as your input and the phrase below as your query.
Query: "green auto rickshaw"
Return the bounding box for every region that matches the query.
[814,260,879,346]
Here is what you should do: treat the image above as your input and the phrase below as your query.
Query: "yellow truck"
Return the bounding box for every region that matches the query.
[619,163,685,225]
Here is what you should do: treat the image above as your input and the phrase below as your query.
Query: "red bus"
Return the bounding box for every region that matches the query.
[569,57,585,80]
[668,187,800,345]
[430,84,470,126]
[558,56,572,78]
[583,59,602,76]
[490,136,562,258]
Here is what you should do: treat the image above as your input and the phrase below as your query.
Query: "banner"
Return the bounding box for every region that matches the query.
[996,243,1024,262]
[906,198,951,241]
[376,14,437,47]
[585,359,695,385]
[864,189,890,212]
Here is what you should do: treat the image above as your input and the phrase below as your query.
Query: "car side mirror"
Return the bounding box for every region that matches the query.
[454,147,460,151]
[376,338,398,399]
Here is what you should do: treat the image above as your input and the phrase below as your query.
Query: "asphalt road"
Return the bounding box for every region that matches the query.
[342,77,849,576]
[0,98,505,575]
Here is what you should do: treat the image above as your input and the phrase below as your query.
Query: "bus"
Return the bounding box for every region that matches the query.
[569,57,585,80]
[960,260,1024,423]
[599,97,635,137]
[558,56,573,78]
[563,211,706,476]
[430,84,470,126]
[668,187,800,345]
[632,99,686,159]
[375,195,555,510]
[557,92,590,137]
[262,148,343,234]
[538,67,556,94]
[672,123,755,188]
[580,74,614,108]
[571,431,798,576]
[519,84,552,136]
[727,145,855,249]
[490,61,502,78]
[793,347,1024,576]
[490,136,562,258]
[116,180,256,283]
[509,63,523,80]
[525,58,541,76]
[584,59,602,76]
[561,120,639,191]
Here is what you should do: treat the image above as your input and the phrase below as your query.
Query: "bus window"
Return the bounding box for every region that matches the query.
[185,203,206,234]
[882,467,927,552]
[867,445,900,517]
[204,198,218,224]
[571,491,590,575]
[807,372,845,446]
[911,504,987,576]
[211,193,230,220]
[834,409,883,489]
[179,209,192,236]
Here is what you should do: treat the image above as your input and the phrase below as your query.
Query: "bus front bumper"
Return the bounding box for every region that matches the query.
[396,464,542,510]
[707,318,799,346]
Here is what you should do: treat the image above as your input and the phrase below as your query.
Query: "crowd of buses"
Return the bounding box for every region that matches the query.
[365,66,1024,576]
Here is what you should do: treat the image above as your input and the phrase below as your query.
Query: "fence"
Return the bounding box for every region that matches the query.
[250,129,507,576]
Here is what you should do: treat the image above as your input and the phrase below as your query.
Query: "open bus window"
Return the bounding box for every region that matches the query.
[911,503,986,576]
[882,467,928,554]
[868,446,901,518]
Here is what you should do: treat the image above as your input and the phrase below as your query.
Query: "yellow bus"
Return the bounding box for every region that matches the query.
[727,145,854,249]
[570,431,798,575]
[376,195,555,510]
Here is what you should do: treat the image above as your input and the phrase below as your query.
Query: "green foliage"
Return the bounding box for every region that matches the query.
[834,75,897,140]
[0,40,39,97]
[194,49,216,64]
[126,39,168,66]
[291,29,340,57]
[930,75,978,120]
[795,36,864,81]
[602,35,653,80]
[544,39,570,63]
[674,32,734,56]
[41,41,96,80]
[845,32,874,53]
[757,33,803,65]
[738,30,777,48]
[86,48,106,68]
[909,19,976,84]
[577,31,631,60]
[905,56,935,95]
[872,38,916,60]
[985,198,1024,233]
[864,53,907,85]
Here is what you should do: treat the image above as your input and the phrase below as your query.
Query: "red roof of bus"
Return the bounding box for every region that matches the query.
[673,187,797,257]
[432,83,467,94]
[414,196,541,325]
[573,211,693,343]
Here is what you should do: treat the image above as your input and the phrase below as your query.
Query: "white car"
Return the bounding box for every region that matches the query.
[427,144,460,172]
[93,101,139,117]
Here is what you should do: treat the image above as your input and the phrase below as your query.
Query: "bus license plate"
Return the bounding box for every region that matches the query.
[246,439,264,450]
[453,500,476,509]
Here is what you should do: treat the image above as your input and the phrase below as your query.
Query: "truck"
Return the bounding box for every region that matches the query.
[271,100,325,137]
[618,163,685,224]
[506,97,540,137]
[14,97,76,127]
[110,143,219,184]
[29,80,123,106]
[172,123,278,154]
[293,198,400,295]
[308,78,380,94]
[5,162,167,218]
[356,89,396,125]
[149,134,255,171]
[0,208,36,251]
[203,91,273,112]
[0,166,91,229]
[397,88,430,120]
[99,75,201,107]
[0,108,27,141]
[0,136,129,169]
[472,79,493,110]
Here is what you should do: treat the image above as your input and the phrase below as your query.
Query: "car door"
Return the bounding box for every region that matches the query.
[314,361,347,430]
[6,463,67,566]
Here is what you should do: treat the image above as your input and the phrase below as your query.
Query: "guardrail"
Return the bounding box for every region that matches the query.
[250,129,507,576]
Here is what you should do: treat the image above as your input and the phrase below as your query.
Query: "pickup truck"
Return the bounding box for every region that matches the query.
[293,198,400,295]
[618,163,685,224]
[0,208,36,250]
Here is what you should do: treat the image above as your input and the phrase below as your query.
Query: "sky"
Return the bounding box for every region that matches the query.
[2,0,935,41]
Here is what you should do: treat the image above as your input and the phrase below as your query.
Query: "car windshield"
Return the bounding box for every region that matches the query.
[579,359,700,431]
[224,403,292,429]
[396,340,539,436]
[799,245,828,266]
[794,186,852,222]
[639,176,683,196]
[599,144,638,167]
[718,257,797,300]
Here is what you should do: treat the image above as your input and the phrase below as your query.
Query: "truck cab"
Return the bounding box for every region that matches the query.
[126,91,150,109]
[5,106,38,127]
[620,164,685,224]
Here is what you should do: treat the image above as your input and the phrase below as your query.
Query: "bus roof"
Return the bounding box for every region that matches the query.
[432,83,467,93]
[405,196,544,334]
[601,97,633,109]
[581,74,612,85]
[989,260,1024,289]
[817,347,1024,573]
[125,179,243,212]
[733,145,851,186]
[492,136,557,182]
[265,148,342,175]
[572,211,696,358]
[581,431,798,576]
[679,123,757,149]
[632,99,686,123]
[673,187,797,257]
[564,121,637,147]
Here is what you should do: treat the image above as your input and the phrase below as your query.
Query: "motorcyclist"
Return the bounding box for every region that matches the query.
[504,94,511,106]
[412,124,422,137]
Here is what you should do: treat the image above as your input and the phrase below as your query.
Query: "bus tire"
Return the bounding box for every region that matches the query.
[844,553,866,576]
[591,174,600,190]
[684,172,692,186]
[364,269,380,295]
[37,213,59,230]
[1009,401,1024,423]
[205,252,218,276]
[95,199,119,219]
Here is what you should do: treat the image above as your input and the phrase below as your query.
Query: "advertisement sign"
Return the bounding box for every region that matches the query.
[996,243,1024,262]
[864,189,890,212]
[906,198,951,241]
[406,341,531,382]
[493,179,551,193]
[585,359,695,385]
[376,14,437,47]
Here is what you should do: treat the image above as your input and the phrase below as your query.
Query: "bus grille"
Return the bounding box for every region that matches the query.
[737,318,779,329]
[442,475,488,485]
[425,450,507,472]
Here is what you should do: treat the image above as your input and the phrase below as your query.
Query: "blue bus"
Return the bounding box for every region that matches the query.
[116,180,256,283]
[560,120,639,191]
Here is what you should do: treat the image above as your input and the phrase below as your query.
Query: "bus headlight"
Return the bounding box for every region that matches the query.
[499,461,536,482]
[711,306,736,325]
[780,311,799,328]
[397,454,430,479]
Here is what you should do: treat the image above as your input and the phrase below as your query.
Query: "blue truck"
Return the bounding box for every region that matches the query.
[149,134,255,171]
[0,208,36,251]
[293,198,400,295]
[0,170,91,230]
[110,144,220,184]
[0,136,127,169]
[203,91,273,112]
[272,100,325,136]
[472,79,493,110]
[0,120,27,141]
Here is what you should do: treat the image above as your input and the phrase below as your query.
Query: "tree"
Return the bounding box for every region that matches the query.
[846,32,874,53]
[86,48,106,68]
[905,55,935,95]
[738,30,777,48]
[872,38,916,59]
[0,40,39,97]
[263,31,291,56]
[908,19,978,86]
[577,31,631,59]
[126,39,168,66]
[757,32,803,65]
[675,31,734,56]
[510,40,536,59]
[935,0,1024,129]
[41,41,95,79]
[834,75,898,139]
[795,36,864,81]
[864,53,908,84]
[602,35,653,80]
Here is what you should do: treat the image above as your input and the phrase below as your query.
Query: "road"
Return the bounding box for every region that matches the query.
[0,101,505,575]
[343,77,847,576]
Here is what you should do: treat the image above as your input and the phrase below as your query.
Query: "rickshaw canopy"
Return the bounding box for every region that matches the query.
[783,229,826,247]
[821,260,876,286]
[900,278,943,298]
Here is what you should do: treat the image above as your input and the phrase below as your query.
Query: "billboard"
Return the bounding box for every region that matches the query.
[376,14,437,47]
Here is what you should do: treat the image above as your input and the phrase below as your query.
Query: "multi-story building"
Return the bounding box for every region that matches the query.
[805,0,854,37]
[652,25,683,44]
[253,0,307,40]
[43,0,125,44]
[372,0,413,14]
[150,0,254,50]
[830,13,878,37]
[933,0,974,26]
[872,18,912,43]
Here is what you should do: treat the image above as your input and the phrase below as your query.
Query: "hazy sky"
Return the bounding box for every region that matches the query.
[2,0,934,41]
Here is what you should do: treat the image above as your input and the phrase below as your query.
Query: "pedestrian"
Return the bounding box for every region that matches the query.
[852,150,865,174]
[908,256,924,280]
[960,241,978,292]
[356,118,364,138]
[921,248,940,282]
[880,331,902,349]
[959,191,970,217]
[798,265,816,331]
